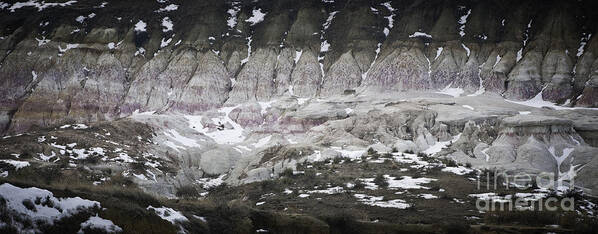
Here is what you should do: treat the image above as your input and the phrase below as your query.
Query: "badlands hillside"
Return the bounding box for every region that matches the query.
[1,0,598,233]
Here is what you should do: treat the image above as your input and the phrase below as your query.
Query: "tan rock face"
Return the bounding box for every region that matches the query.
[291,50,321,97]
[320,51,362,96]
[1,0,598,134]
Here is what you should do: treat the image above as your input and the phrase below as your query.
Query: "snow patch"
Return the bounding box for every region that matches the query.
[458,8,471,37]
[164,129,200,149]
[380,2,396,37]
[8,0,77,12]
[442,166,474,175]
[0,183,100,232]
[245,8,266,26]
[505,89,598,110]
[161,17,173,32]
[134,20,147,32]
[386,175,437,190]
[409,32,432,38]
[0,159,30,170]
[436,84,465,98]
[241,36,252,65]
[186,106,246,144]
[294,50,303,64]
[423,134,461,156]
[79,215,122,233]
[577,33,592,57]
[226,2,241,29]
[155,4,178,13]
[354,194,410,209]
[435,47,443,60]
[147,206,188,224]
[461,43,470,57]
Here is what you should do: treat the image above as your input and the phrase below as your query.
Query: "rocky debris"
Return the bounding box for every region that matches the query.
[1,0,598,198]
[2,91,598,197]
[444,115,597,181]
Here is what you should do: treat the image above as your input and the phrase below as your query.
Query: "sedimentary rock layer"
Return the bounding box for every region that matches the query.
[1,0,598,133]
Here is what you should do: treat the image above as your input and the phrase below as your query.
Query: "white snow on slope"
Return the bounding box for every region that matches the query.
[385,175,437,190]
[8,0,77,12]
[161,17,173,32]
[79,215,122,233]
[322,11,338,31]
[294,50,303,64]
[458,7,471,37]
[436,84,464,97]
[505,89,598,110]
[196,174,226,189]
[381,2,396,36]
[305,186,344,195]
[0,183,100,231]
[469,193,512,203]
[517,19,533,62]
[226,2,241,29]
[246,8,266,26]
[462,43,470,57]
[241,36,252,65]
[59,124,89,129]
[468,62,486,97]
[94,1,107,8]
[161,37,172,48]
[1,2,10,10]
[318,10,339,78]
[423,134,461,155]
[147,206,188,224]
[0,159,30,170]
[409,32,432,38]
[577,33,592,57]
[156,4,178,13]
[186,106,245,144]
[331,147,366,160]
[392,153,433,169]
[354,194,410,209]
[134,20,147,32]
[58,43,78,55]
[435,47,443,60]
[75,13,95,24]
[165,129,200,148]
[35,36,50,46]
[442,166,474,175]
[493,54,502,68]
[320,40,331,53]
[75,15,86,23]
[363,2,394,79]
[419,194,438,199]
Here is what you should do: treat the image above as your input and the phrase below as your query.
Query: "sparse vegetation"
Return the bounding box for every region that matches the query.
[373,174,388,188]
[279,168,294,178]
[1,119,596,234]
[367,147,377,156]
[176,185,199,198]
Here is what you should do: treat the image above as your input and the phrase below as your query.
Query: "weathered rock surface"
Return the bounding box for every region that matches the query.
[2,0,598,134]
[1,0,598,198]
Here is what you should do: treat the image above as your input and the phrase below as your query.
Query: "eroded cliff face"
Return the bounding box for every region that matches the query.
[1,0,598,134]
